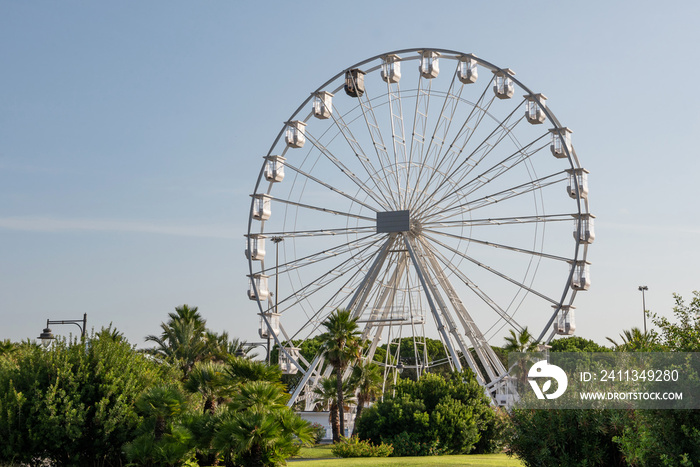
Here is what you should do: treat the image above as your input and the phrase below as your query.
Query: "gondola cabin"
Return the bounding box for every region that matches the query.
[458,55,478,84]
[285,120,306,148]
[525,93,547,124]
[550,127,572,158]
[570,261,591,291]
[279,347,301,374]
[553,305,576,335]
[245,234,266,261]
[566,168,589,200]
[313,91,333,119]
[259,312,280,339]
[573,214,595,244]
[493,68,515,99]
[252,194,272,221]
[264,155,286,183]
[344,69,366,97]
[248,274,270,301]
[381,54,402,83]
[418,50,440,79]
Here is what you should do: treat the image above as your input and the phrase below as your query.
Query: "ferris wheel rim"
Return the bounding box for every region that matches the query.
[245,48,592,404]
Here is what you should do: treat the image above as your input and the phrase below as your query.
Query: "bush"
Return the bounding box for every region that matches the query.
[309,422,327,443]
[383,432,446,457]
[507,408,628,467]
[331,436,393,458]
[0,332,174,466]
[355,370,496,455]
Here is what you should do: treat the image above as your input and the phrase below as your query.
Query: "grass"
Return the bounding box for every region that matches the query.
[290,445,524,466]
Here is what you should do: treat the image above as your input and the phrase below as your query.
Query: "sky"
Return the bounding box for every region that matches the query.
[1,1,699,349]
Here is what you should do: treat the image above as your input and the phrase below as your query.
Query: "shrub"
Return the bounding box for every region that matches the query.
[383,432,446,457]
[331,436,393,458]
[309,422,327,443]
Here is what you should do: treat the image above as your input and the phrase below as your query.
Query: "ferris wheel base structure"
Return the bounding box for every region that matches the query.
[245,48,593,409]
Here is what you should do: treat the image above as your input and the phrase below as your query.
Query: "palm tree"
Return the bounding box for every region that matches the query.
[318,309,361,441]
[134,384,188,442]
[0,339,17,357]
[503,327,538,392]
[349,360,383,435]
[312,376,354,442]
[184,361,226,415]
[145,304,208,378]
[606,327,655,351]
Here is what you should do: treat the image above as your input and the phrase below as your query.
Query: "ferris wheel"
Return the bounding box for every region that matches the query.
[245,48,593,408]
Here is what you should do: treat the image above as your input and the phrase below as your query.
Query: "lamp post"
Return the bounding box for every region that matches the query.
[270,236,284,365]
[638,286,648,333]
[38,313,87,346]
[235,342,270,359]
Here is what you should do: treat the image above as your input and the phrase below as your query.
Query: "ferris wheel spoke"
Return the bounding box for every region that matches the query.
[259,225,376,239]
[423,171,566,223]
[423,227,571,262]
[326,103,398,209]
[304,128,392,210]
[283,161,380,212]
[406,74,432,208]
[385,77,409,202]
[411,75,496,211]
[421,239,525,333]
[274,237,386,316]
[285,239,392,341]
[253,234,380,277]
[421,213,574,228]
[272,196,375,222]
[421,231,560,306]
[414,99,528,215]
[356,87,402,209]
[408,68,465,210]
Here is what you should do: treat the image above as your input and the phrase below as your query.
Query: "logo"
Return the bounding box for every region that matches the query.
[528,360,568,399]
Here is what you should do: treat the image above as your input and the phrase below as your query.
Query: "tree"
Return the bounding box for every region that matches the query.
[318,309,361,441]
[605,326,658,351]
[503,327,538,353]
[214,381,313,467]
[549,335,610,353]
[349,360,383,435]
[0,330,174,466]
[184,361,227,415]
[356,370,495,456]
[651,291,700,351]
[145,304,208,378]
[312,376,354,442]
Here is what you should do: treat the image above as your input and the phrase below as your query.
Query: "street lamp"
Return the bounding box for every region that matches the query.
[270,236,284,365]
[38,313,87,346]
[638,286,648,333]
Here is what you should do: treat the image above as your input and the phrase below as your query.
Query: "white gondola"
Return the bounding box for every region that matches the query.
[566,168,589,200]
[381,54,402,83]
[264,155,286,183]
[252,194,272,221]
[248,274,269,301]
[458,54,478,84]
[285,121,306,148]
[549,127,572,158]
[525,93,547,124]
[312,91,333,119]
[245,234,266,261]
[573,214,595,244]
[553,305,576,335]
[259,312,280,339]
[418,50,440,79]
[279,347,301,374]
[492,68,515,99]
[570,261,591,291]
[344,69,366,97]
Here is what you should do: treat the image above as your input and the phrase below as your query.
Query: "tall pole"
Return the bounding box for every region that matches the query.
[271,236,284,365]
[638,286,648,334]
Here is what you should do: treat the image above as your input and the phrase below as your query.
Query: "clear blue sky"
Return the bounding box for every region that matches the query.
[1,1,699,348]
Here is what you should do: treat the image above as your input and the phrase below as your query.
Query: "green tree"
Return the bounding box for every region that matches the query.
[356,370,495,456]
[0,330,173,466]
[651,291,700,351]
[549,335,610,352]
[145,304,208,378]
[606,326,658,351]
[503,327,538,353]
[318,309,361,441]
[349,360,383,435]
[312,376,354,442]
